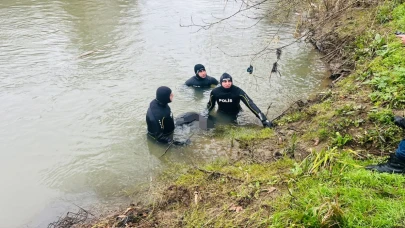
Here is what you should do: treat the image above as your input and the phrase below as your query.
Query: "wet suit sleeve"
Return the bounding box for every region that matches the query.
[147,109,172,144]
[239,89,263,118]
[211,77,219,85]
[185,77,193,86]
[239,89,273,128]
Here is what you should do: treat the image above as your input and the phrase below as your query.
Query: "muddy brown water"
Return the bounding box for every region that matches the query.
[0,0,329,227]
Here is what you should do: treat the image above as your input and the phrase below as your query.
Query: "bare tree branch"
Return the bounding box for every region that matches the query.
[179,0,270,32]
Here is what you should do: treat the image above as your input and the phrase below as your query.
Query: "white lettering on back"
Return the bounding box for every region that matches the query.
[219,99,232,103]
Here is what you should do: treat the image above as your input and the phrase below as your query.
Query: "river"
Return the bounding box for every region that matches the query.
[0,0,329,227]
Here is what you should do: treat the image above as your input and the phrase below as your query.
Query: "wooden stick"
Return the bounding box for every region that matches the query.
[160,133,194,158]
[160,141,174,158]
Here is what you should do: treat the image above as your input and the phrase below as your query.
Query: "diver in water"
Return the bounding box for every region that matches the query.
[204,73,273,128]
[146,86,199,144]
[185,64,219,88]
[146,86,177,144]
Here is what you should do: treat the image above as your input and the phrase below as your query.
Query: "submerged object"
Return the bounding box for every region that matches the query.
[199,115,214,130]
[175,112,199,126]
[175,112,214,129]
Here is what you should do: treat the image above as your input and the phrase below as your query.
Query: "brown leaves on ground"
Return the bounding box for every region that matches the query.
[89,204,152,228]
[228,204,243,213]
[314,137,320,146]
[264,187,277,194]
[161,185,192,207]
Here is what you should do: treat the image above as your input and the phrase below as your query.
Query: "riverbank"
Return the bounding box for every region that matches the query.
[83,1,405,227]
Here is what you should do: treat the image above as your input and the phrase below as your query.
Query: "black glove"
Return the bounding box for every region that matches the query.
[258,112,273,128]
[394,116,405,129]
[262,120,273,128]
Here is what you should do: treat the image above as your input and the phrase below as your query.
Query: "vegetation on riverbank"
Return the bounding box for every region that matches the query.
[87,1,405,227]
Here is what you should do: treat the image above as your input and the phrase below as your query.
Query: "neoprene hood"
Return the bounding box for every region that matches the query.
[156,86,172,104]
[220,73,233,83]
[194,64,205,75]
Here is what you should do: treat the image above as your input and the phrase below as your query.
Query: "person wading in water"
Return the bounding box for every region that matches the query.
[185,64,218,88]
[204,73,273,128]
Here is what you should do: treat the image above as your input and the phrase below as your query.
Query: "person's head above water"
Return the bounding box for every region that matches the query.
[156,86,173,104]
[194,64,207,79]
[220,73,233,89]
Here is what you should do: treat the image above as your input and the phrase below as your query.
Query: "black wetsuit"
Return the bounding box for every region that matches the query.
[146,99,175,143]
[185,75,218,88]
[207,85,263,117]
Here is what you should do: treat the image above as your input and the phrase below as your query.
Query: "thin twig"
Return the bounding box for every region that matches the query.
[265,103,273,116]
[271,100,302,122]
[180,0,270,32]
[160,141,174,158]
[196,167,244,182]
[160,133,195,158]
[72,203,95,216]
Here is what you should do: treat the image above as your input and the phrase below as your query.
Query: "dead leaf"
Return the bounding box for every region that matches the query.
[261,187,277,194]
[229,204,243,213]
[229,204,236,211]
[314,138,319,146]
[123,207,135,215]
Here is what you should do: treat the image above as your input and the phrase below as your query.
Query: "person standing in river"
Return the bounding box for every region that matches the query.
[203,73,273,128]
[146,86,178,144]
[185,64,219,88]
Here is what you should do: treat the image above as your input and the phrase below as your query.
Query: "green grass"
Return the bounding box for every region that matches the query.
[271,148,405,227]
[214,125,274,141]
[256,2,405,226]
[277,111,307,125]
[165,149,405,227]
[176,158,294,187]
[355,2,405,109]
[367,108,395,124]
